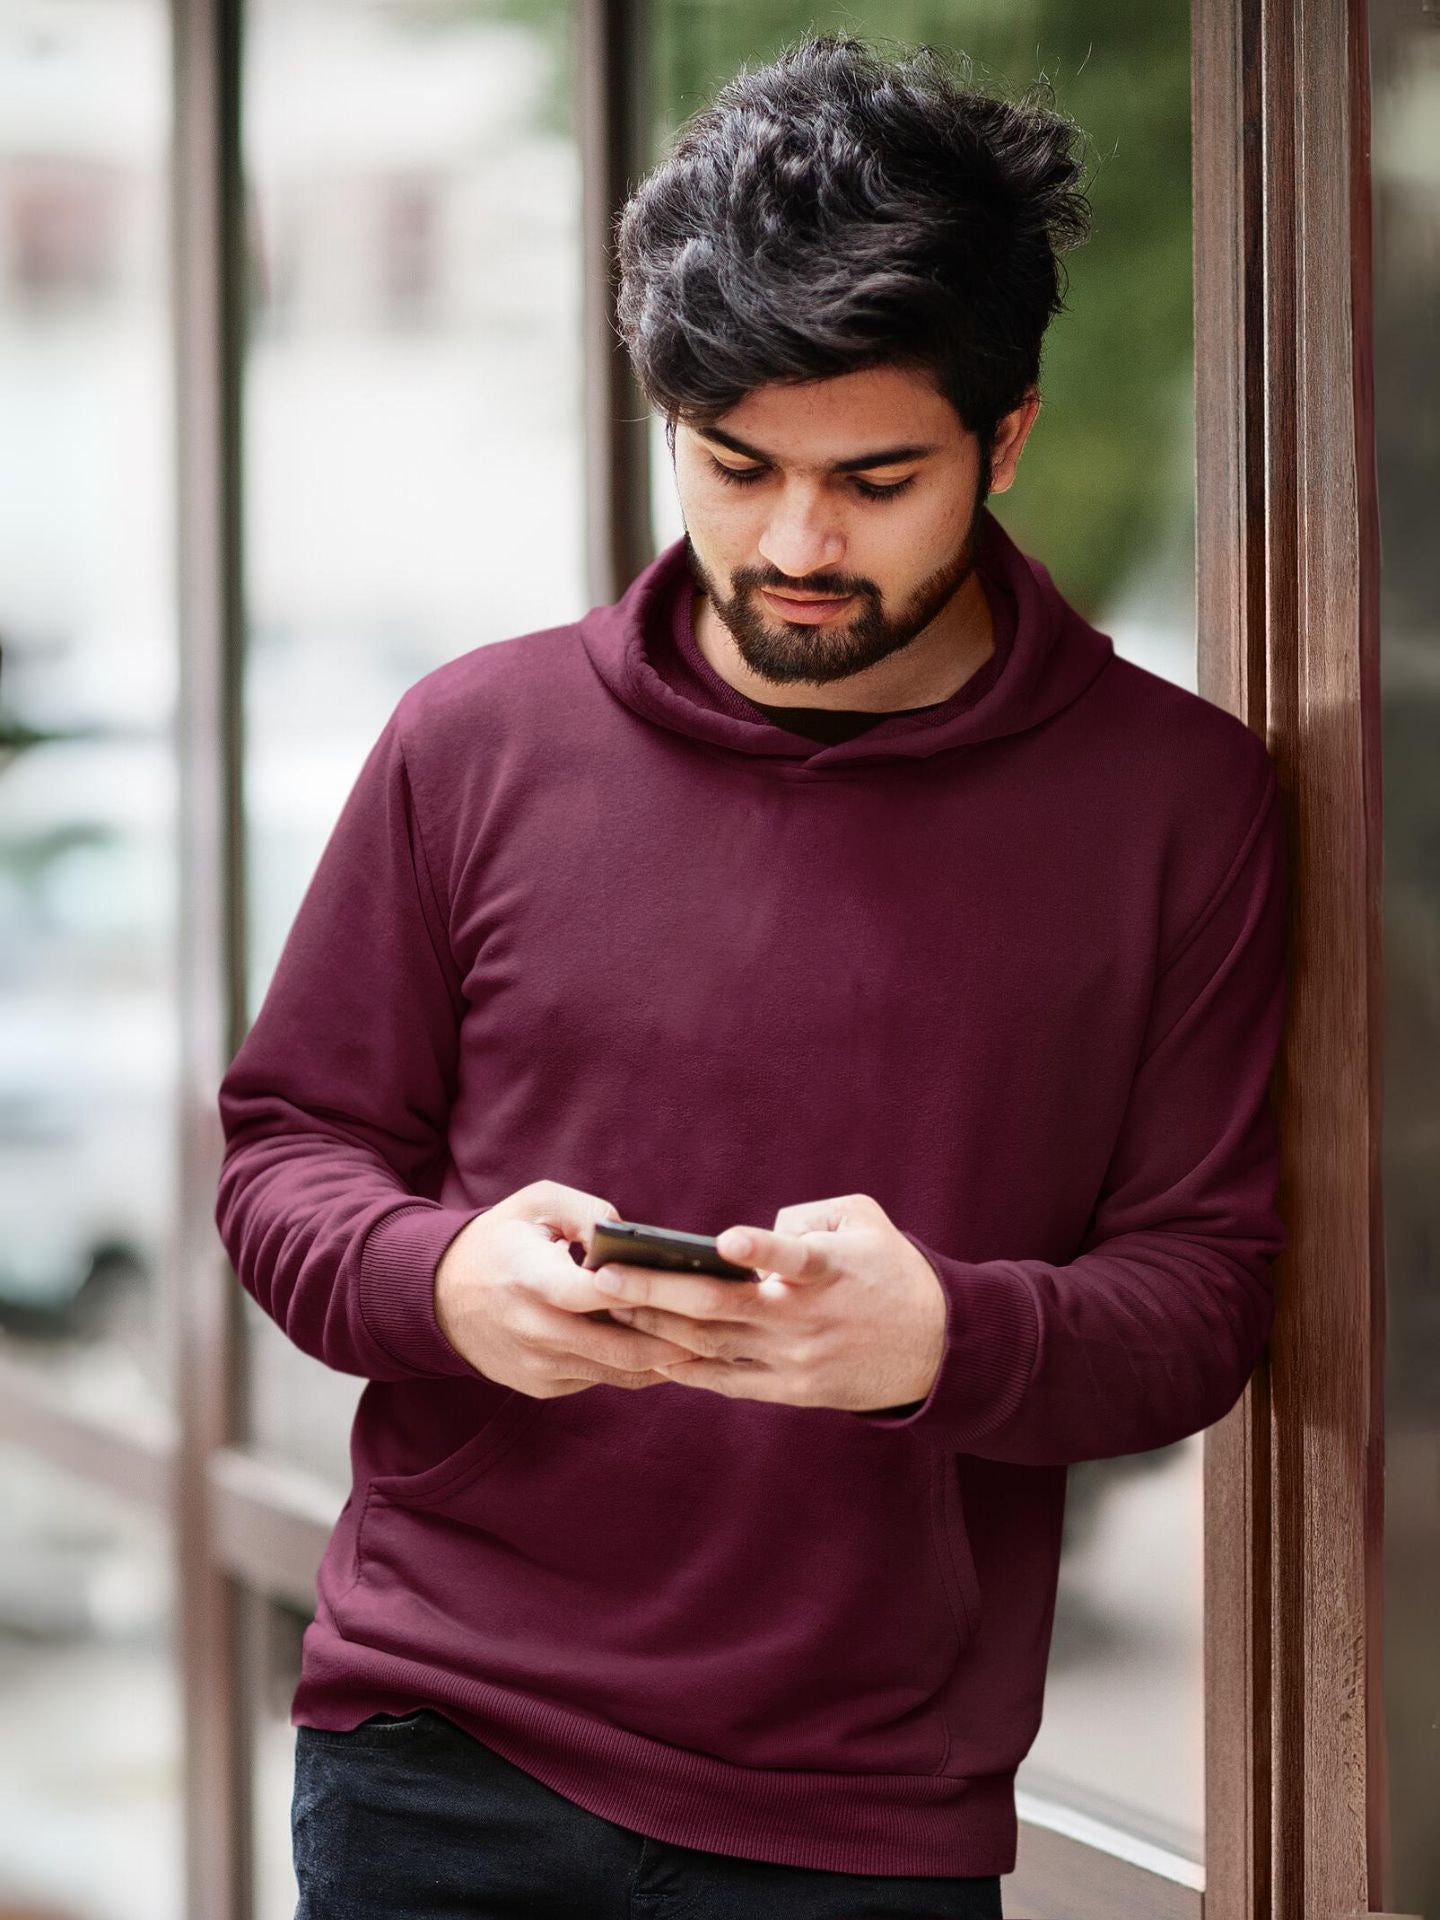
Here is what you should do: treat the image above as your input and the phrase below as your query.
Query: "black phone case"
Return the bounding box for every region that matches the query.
[583,1218,756,1280]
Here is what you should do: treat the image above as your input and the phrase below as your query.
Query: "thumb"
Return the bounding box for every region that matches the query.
[502,1180,621,1253]
[771,1192,873,1238]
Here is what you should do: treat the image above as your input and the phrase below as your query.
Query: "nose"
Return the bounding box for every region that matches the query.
[755,488,845,581]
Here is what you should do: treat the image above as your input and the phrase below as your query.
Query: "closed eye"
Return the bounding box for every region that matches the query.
[708,457,916,503]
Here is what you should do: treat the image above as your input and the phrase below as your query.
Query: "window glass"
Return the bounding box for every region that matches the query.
[0,1442,180,1919]
[1372,7,1440,1914]
[253,1597,308,1920]
[238,0,583,1484]
[0,0,177,1426]
[647,0,1203,1872]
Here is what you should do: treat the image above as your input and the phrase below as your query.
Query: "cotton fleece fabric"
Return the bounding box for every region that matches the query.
[214,504,1289,1878]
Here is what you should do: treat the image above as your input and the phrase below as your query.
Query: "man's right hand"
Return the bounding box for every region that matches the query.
[433,1180,696,1396]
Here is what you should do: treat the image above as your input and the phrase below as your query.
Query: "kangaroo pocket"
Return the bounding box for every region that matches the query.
[339,1385,982,1776]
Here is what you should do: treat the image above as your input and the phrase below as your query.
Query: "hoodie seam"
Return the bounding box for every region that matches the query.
[596,706,1097,785]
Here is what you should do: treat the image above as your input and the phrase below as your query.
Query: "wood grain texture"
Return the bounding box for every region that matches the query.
[1194,0,1386,1914]
[1194,0,1274,1911]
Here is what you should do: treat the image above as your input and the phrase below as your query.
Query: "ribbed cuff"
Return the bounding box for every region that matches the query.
[847,1231,1039,1447]
[358,1202,493,1379]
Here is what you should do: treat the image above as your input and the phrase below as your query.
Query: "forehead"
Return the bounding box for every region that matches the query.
[685,365,965,472]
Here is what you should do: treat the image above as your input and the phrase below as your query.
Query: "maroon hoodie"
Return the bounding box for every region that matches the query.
[214,506,1287,1878]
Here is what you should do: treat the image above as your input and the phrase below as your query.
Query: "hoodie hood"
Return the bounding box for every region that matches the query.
[577,505,1115,772]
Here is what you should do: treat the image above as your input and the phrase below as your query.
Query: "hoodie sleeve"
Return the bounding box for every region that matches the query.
[214,693,487,1382]
[854,757,1289,1464]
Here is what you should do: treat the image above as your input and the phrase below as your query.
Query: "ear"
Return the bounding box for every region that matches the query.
[988,391,1042,495]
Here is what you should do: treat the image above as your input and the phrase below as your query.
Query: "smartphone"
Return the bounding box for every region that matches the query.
[583,1218,757,1281]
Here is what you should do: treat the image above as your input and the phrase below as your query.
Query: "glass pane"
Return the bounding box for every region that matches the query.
[1372,6,1440,1915]
[0,1442,181,1919]
[0,0,177,1426]
[645,2,1202,1870]
[237,0,583,1483]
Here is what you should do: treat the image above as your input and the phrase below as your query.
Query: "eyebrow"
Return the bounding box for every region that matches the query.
[695,424,942,473]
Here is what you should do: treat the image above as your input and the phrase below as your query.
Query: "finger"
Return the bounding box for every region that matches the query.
[588,1259,763,1318]
[714,1224,837,1284]
[511,1182,622,1249]
[532,1299,695,1370]
[771,1195,861,1237]
[654,1355,783,1399]
[609,1304,756,1359]
[552,1369,678,1393]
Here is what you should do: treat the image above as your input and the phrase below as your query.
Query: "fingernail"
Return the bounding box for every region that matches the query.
[593,1271,624,1294]
[722,1231,752,1258]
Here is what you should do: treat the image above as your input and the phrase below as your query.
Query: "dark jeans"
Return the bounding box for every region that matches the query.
[292,1709,1004,1919]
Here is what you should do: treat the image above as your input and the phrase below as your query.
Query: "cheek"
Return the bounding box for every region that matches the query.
[676,501,758,584]
[691,491,761,539]
[903,496,964,549]
[879,501,966,578]
[675,470,724,525]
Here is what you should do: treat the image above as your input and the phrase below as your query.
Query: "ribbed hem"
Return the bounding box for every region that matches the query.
[358,1202,492,1378]
[846,1233,1038,1448]
[293,1623,1019,1877]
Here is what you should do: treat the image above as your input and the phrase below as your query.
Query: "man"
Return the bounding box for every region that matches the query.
[216,33,1288,1920]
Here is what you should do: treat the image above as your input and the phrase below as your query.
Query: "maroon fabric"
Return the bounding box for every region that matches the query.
[215,505,1287,1877]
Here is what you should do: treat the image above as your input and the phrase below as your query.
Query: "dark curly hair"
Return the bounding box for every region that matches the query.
[615,32,1093,470]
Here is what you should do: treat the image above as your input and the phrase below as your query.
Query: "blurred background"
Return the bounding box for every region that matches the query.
[0,0,1433,1916]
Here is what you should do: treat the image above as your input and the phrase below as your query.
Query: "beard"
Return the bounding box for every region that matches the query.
[684,479,990,693]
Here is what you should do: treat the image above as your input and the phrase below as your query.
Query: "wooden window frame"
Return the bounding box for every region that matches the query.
[1193,0,1389,1917]
[0,0,1393,1914]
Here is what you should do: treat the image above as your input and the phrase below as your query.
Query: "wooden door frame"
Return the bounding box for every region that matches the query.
[1194,0,1391,1917]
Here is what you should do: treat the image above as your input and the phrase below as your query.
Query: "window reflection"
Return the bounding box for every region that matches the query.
[0,0,176,1424]
[645,2,1203,1868]
[239,0,583,1483]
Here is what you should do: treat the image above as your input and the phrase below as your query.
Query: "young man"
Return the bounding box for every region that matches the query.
[216,33,1288,1920]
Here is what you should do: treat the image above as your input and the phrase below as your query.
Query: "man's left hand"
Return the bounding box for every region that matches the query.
[591,1193,947,1411]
